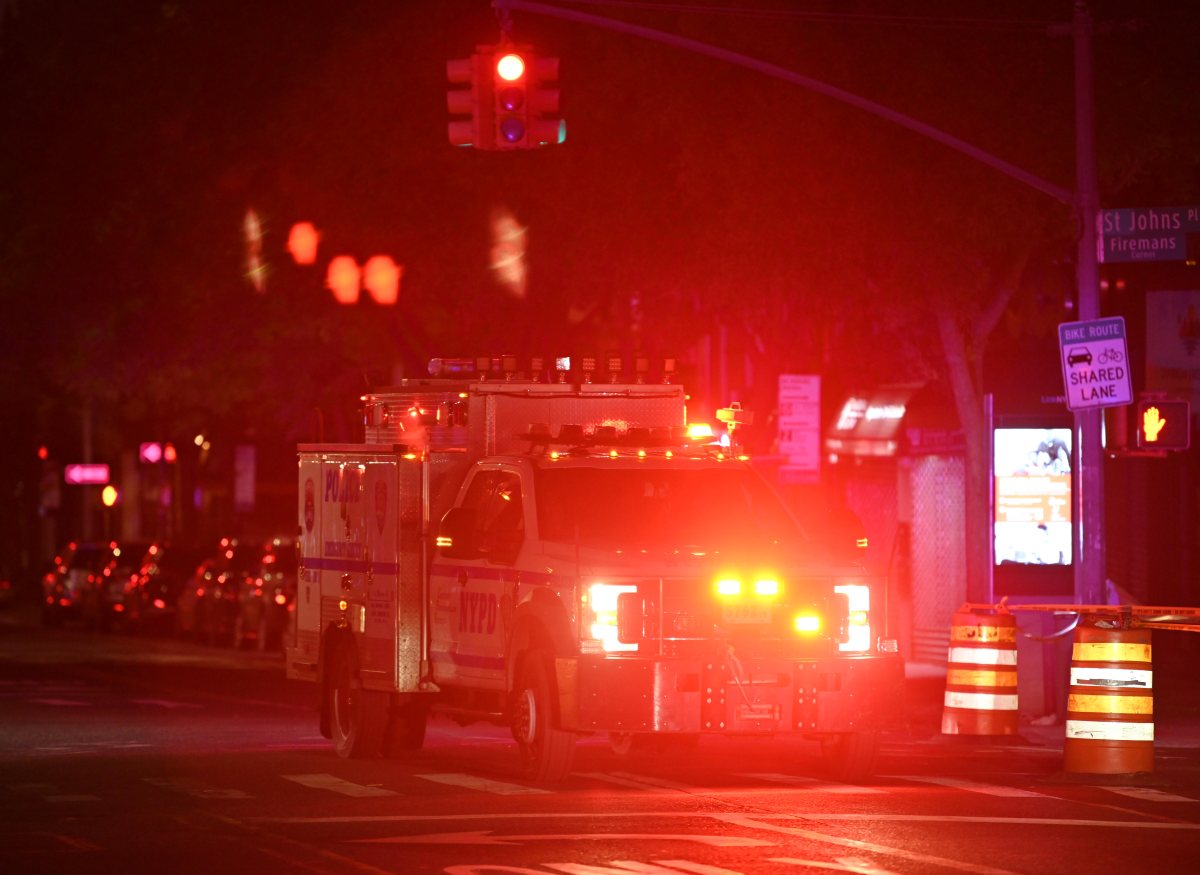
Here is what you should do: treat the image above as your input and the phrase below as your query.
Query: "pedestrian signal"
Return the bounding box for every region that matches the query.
[1136,398,1190,450]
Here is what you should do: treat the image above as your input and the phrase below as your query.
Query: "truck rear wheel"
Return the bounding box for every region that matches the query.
[513,650,575,786]
[329,643,388,759]
[821,731,880,782]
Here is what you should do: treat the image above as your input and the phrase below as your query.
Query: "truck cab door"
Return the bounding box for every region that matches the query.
[430,465,526,690]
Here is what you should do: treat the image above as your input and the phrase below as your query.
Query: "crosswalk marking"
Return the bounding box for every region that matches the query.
[416,773,550,795]
[739,773,886,794]
[7,782,100,802]
[143,777,252,799]
[604,771,720,794]
[1102,786,1196,803]
[19,768,1195,808]
[574,772,682,793]
[283,774,397,797]
[885,775,1051,798]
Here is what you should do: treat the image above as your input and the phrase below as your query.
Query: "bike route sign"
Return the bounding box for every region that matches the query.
[1058,317,1132,411]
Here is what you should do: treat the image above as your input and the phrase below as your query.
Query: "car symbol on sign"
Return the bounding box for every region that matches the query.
[1067,347,1092,367]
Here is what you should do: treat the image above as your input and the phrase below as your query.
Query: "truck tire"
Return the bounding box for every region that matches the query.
[328,643,388,759]
[821,731,880,783]
[513,650,575,786]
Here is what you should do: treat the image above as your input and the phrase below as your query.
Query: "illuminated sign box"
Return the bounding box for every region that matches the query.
[64,463,111,485]
[993,428,1072,566]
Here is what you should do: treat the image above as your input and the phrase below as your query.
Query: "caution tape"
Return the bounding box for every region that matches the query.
[956,601,1200,632]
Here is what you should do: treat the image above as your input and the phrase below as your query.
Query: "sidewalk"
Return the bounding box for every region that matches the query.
[904,659,1200,751]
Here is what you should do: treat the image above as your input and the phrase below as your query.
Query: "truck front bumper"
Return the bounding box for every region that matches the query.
[559,652,904,736]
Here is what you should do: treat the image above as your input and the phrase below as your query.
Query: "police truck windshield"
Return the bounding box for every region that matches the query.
[534,465,804,552]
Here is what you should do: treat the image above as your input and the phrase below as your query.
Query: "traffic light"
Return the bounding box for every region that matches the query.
[492,47,530,149]
[447,53,488,148]
[449,45,563,151]
[1136,397,1191,450]
[527,55,566,146]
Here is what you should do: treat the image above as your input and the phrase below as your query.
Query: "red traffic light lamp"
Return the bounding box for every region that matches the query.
[1136,397,1190,450]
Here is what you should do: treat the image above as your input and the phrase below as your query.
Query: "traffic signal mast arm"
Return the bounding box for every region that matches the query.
[495,0,1072,203]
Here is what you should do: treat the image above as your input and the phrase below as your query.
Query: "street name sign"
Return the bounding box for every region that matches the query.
[1058,317,1132,411]
[1098,205,1200,264]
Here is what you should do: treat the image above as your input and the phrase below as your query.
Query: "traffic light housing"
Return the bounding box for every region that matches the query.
[528,54,566,146]
[1136,397,1191,450]
[447,53,489,148]
[492,47,530,149]
[449,44,564,151]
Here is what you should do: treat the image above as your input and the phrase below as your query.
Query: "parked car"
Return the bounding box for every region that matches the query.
[42,542,111,626]
[124,543,207,635]
[79,540,151,632]
[233,537,296,651]
[176,538,259,646]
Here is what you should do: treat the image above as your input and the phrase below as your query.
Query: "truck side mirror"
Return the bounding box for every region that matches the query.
[437,507,481,560]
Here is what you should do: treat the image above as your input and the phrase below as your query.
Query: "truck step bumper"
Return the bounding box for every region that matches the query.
[561,653,904,736]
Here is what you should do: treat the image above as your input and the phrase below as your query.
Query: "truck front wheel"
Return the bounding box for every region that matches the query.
[512,650,575,786]
[821,731,880,782]
[328,643,388,759]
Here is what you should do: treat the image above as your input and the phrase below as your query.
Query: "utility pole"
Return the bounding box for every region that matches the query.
[1073,1,1105,606]
[82,396,94,542]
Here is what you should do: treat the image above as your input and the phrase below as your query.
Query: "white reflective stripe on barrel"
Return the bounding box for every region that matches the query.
[947,647,1018,666]
[1069,667,1153,689]
[943,691,1019,711]
[1065,720,1154,742]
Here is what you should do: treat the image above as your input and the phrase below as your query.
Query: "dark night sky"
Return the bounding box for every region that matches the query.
[1,0,1198,550]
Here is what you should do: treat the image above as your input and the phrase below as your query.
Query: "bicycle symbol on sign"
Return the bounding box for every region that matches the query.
[1097,347,1124,365]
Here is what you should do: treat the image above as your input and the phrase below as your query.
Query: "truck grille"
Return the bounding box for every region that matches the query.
[627,577,841,659]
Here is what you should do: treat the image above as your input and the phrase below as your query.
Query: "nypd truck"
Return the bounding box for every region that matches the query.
[287,356,903,785]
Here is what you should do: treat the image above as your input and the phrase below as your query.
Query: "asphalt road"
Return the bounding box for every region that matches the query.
[2,607,1199,875]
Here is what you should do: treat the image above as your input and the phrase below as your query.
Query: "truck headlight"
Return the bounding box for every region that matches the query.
[583,582,638,653]
[835,583,871,652]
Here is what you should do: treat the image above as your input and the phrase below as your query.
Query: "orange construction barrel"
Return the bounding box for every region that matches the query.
[941,610,1019,736]
[1063,625,1154,774]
